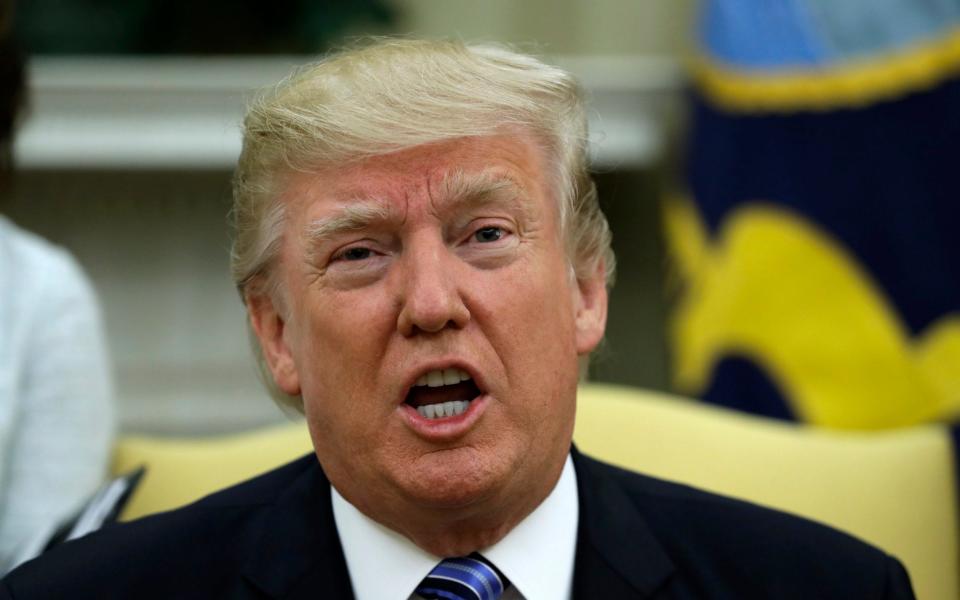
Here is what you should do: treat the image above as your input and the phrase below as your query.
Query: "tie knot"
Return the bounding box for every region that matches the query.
[416,553,509,600]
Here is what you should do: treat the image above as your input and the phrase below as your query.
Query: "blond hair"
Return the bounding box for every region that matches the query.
[231,38,615,412]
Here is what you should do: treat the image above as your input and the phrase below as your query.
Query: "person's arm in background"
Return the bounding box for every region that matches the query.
[0,242,114,574]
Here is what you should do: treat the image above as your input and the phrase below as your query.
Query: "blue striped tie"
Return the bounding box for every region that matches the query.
[415,553,509,600]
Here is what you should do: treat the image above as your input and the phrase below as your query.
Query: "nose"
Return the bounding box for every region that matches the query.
[396,239,470,336]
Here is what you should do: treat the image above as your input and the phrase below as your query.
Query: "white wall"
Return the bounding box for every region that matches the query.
[392,0,695,55]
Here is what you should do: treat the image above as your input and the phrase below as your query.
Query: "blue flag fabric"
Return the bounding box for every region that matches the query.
[669,1,960,429]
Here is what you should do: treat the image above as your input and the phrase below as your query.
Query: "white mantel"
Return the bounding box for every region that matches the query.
[15,55,683,171]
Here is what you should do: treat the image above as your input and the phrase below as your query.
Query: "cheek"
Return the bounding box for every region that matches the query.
[483,255,580,388]
[292,290,394,398]
[515,255,577,333]
[297,294,396,463]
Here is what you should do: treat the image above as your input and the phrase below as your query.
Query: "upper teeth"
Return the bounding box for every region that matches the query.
[415,368,471,387]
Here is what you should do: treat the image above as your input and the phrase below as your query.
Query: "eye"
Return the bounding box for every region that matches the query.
[474,226,504,243]
[337,247,373,262]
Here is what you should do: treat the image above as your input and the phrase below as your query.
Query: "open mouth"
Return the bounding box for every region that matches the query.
[405,368,482,419]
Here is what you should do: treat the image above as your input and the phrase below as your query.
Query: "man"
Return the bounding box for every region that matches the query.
[1,39,914,599]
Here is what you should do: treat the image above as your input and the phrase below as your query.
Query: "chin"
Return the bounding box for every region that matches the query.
[397,447,510,510]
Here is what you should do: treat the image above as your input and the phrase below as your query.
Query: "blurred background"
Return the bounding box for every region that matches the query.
[5,0,959,436]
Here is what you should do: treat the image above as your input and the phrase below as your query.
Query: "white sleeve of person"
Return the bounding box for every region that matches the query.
[0,221,115,574]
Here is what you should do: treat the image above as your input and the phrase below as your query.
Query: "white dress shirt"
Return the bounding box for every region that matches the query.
[332,454,579,600]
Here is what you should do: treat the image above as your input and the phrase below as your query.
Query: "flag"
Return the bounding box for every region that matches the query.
[667,0,960,429]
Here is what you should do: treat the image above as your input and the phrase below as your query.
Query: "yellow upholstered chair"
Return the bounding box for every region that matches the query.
[112,422,314,521]
[574,385,957,600]
[112,384,958,600]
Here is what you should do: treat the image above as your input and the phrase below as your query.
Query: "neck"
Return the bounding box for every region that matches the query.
[389,492,545,556]
[338,457,565,557]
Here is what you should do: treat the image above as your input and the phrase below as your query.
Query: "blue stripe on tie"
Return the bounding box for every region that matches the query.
[418,588,470,600]
[422,573,484,600]
[430,562,496,600]
[416,554,508,600]
[446,558,504,597]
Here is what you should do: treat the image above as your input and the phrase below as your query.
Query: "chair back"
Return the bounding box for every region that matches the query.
[574,384,958,600]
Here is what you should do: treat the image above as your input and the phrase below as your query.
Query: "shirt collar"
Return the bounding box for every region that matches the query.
[332,454,579,600]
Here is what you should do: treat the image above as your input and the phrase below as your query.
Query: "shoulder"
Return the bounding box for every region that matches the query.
[574,452,914,598]
[0,216,97,314]
[1,454,322,599]
[0,217,88,288]
[190,450,319,510]
[584,453,875,553]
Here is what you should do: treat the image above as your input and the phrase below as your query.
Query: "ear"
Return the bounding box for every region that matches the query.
[573,261,608,355]
[245,288,301,396]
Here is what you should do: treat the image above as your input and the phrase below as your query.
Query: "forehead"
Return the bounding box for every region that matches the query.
[279,132,554,218]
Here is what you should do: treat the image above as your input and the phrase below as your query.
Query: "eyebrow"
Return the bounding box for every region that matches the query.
[434,169,535,224]
[302,170,531,246]
[436,169,525,208]
[303,201,392,246]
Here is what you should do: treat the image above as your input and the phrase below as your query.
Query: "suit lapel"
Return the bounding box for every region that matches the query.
[241,457,355,599]
[571,448,675,599]
[236,448,674,599]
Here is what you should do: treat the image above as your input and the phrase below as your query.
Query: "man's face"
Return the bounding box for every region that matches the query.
[249,131,607,542]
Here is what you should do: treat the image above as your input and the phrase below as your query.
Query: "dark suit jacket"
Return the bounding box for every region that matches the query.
[1,449,915,599]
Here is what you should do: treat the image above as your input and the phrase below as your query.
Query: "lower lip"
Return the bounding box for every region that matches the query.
[398,394,489,441]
